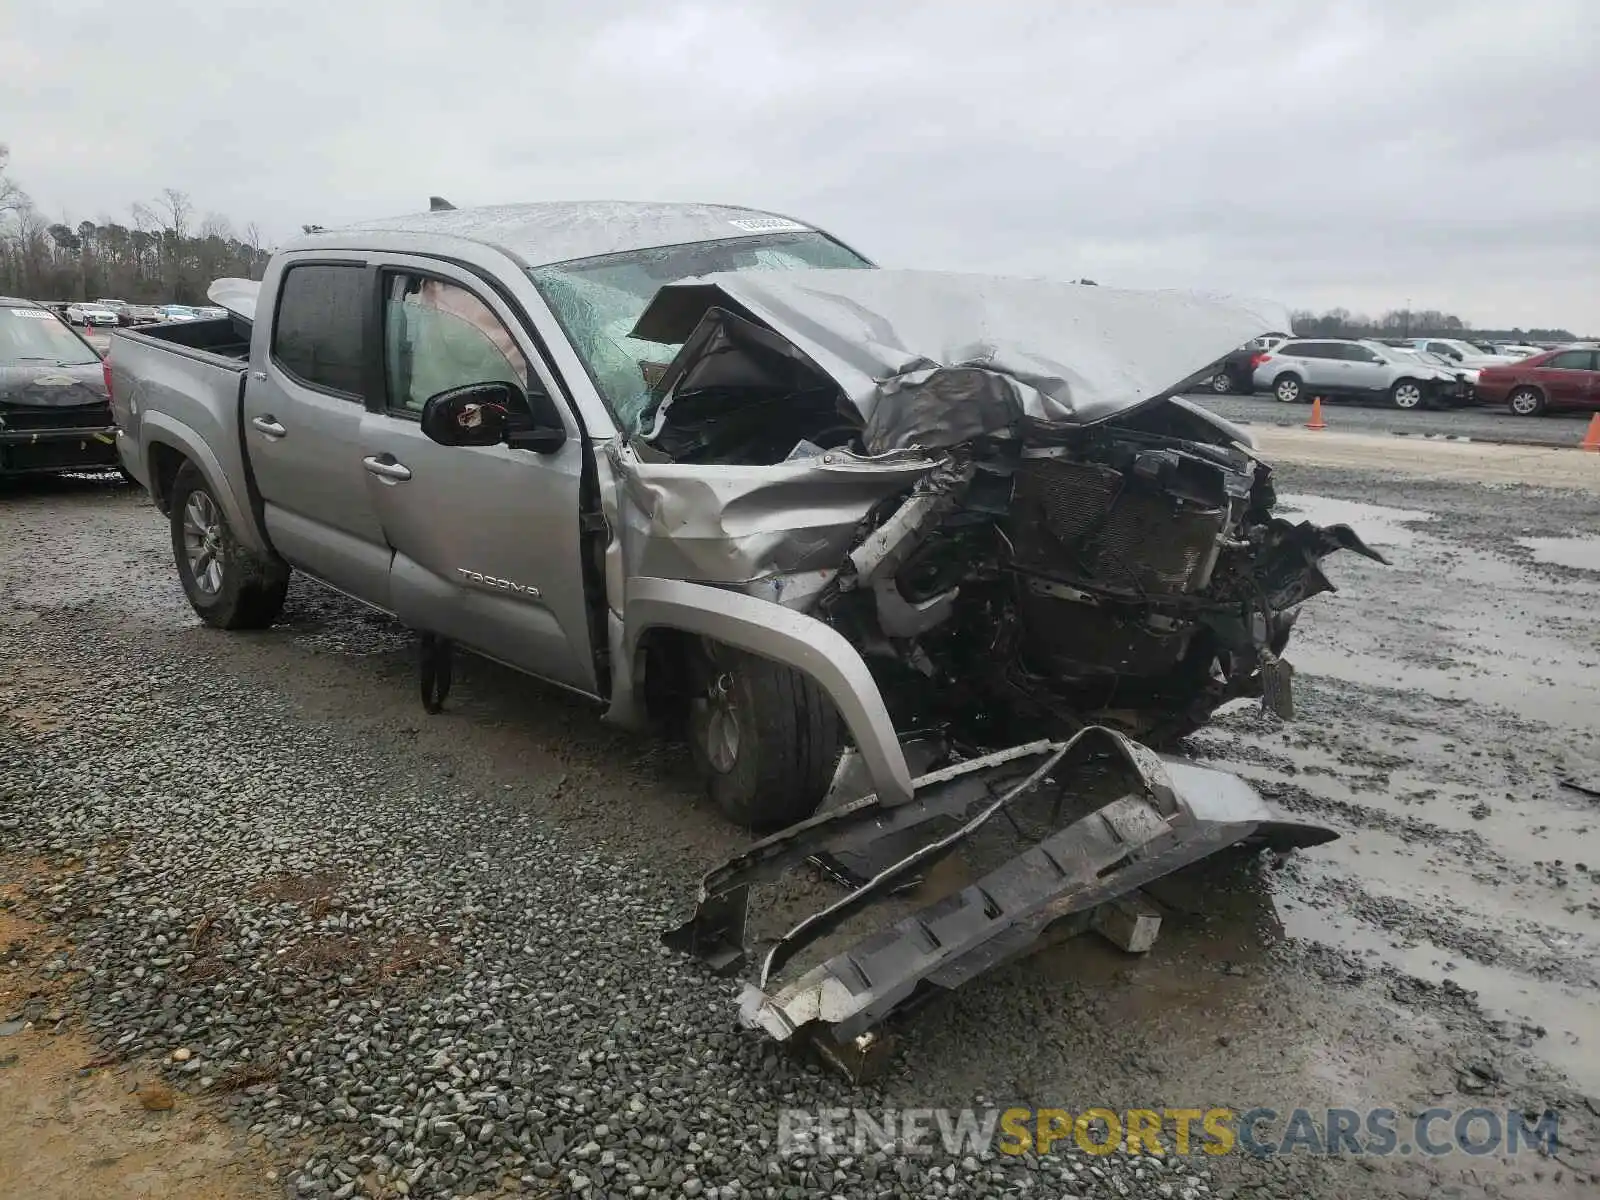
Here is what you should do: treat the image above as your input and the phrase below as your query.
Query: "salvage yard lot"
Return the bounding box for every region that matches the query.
[3,433,1599,1199]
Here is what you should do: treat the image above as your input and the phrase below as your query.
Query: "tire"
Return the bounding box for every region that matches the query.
[1210,372,1234,395]
[169,461,289,630]
[1507,386,1545,417]
[1272,374,1303,404]
[1389,378,1426,410]
[687,641,843,830]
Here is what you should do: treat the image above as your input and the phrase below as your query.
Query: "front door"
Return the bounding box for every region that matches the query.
[244,258,392,607]
[358,262,597,695]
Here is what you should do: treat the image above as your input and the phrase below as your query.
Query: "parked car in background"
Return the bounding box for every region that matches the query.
[1403,337,1520,368]
[1491,343,1544,358]
[1199,331,1290,394]
[1253,338,1470,409]
[0,296,118,476]
[158,304,199,322]
[96,299,134,326]
[126,304,164,325]
[192,305,228,320]
[1474,347,1600,416]
[66,302,120,328]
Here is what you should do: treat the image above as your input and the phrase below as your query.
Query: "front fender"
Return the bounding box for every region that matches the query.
[139,410,270,558]
[620,576,914,807]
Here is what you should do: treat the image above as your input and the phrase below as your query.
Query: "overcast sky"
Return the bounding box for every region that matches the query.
[3,0,1596,332]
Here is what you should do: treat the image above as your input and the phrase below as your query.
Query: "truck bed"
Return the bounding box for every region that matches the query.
[109,316,255,530]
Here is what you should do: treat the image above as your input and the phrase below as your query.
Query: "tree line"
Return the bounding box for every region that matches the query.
[1288,306,1577,343]
[0,144,270,306]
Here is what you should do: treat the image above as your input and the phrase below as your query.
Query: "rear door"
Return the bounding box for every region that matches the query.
[357,258,598,694]
[243,258,392,607]
[1537,350,1597,409]
[1293,342,1341,390]
[1337,343,1388,394]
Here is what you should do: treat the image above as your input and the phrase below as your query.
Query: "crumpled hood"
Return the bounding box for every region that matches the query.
[0,362,107,409]
[632,269,1292,453]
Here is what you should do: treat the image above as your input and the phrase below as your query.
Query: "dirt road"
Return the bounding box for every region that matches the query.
[2,432,1598,1199]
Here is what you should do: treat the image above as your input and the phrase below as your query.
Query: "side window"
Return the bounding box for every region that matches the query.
[272,264,367,397]
[1545,350,1592,370]
[1427,341,1460,359]
[383,274,532,415]
[1280,342,1312,358]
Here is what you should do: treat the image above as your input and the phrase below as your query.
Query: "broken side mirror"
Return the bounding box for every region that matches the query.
[419,382,567,454]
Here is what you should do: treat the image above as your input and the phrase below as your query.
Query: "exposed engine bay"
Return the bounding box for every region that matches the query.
[625,276,1385,747]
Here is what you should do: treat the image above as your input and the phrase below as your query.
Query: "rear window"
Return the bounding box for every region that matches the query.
[1546,350,1595,370]
[272,263,367,396]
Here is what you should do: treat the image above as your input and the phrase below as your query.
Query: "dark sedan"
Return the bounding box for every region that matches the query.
[1474,347,1600,416]
[0,296,118,476]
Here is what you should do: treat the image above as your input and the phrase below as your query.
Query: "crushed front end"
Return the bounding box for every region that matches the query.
[622,271,1375,1070]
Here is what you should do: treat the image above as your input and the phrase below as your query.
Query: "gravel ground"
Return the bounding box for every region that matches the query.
[3,460,1599,1200]
[1183,390,1598,445]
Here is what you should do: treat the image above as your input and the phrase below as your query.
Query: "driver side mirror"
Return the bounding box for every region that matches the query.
[419,382,566,454]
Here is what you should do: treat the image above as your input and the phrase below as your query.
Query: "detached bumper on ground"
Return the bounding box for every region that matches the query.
[665,726,1336,1077]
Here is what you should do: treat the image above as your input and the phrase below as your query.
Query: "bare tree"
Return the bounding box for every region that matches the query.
[0,144,28,218]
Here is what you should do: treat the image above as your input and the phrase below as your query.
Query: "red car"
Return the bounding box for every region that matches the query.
[1474,347,1600,416]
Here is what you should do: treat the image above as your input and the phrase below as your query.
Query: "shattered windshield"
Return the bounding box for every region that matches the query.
[530,232,871,433]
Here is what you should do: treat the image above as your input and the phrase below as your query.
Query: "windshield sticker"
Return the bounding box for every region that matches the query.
[8,308,56,319]
[727,217,809,234]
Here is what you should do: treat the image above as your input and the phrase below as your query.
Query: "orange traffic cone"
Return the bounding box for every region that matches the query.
[1305,397,1327,430]
[1582,413,1600,453]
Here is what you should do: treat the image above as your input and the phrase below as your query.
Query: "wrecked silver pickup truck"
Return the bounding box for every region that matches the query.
[109,202,1376,1073]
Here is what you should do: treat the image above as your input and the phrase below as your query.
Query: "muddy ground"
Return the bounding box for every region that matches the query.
[2,436,1598,1199]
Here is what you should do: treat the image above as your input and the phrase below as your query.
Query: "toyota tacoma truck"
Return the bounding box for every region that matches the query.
[110,201,1379,1072]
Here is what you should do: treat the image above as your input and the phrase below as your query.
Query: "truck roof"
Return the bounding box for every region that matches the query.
[298,200,822,268]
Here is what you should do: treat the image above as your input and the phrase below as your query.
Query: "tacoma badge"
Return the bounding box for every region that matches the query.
[455,568,540,599]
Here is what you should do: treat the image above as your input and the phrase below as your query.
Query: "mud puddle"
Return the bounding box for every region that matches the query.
[1518,535,1600,572]
[1274,493,1437,547]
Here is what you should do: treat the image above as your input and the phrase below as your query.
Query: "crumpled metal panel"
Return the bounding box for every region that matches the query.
[631,270,1293,453]
[608,441,937,586]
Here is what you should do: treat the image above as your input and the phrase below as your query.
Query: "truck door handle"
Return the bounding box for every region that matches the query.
[251,415,287,438]
[362,455,412,482]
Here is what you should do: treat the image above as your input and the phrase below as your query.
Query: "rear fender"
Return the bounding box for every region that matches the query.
[141,410,270,557]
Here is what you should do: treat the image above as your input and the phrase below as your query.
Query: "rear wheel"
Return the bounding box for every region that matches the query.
[1210,372,1234,394]
[169,461,289,629]
[1273,374,1303,404]
[1507,387,1545,417]
[1389,378,1426,410]
[687,641,842,830]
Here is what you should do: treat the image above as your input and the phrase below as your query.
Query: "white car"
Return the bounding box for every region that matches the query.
[1405,338,1520,368]
[1254,338,1473,409]
[1492,344,1544,358]
[66,303,119,327]
[159,305,199,322]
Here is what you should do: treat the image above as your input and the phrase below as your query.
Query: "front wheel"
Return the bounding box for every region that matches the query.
[687,642,842,830]
[1273,374,1303,404]
[169,461,289,629]
[1389,378,1426,410]
[1507,387,1545,417]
